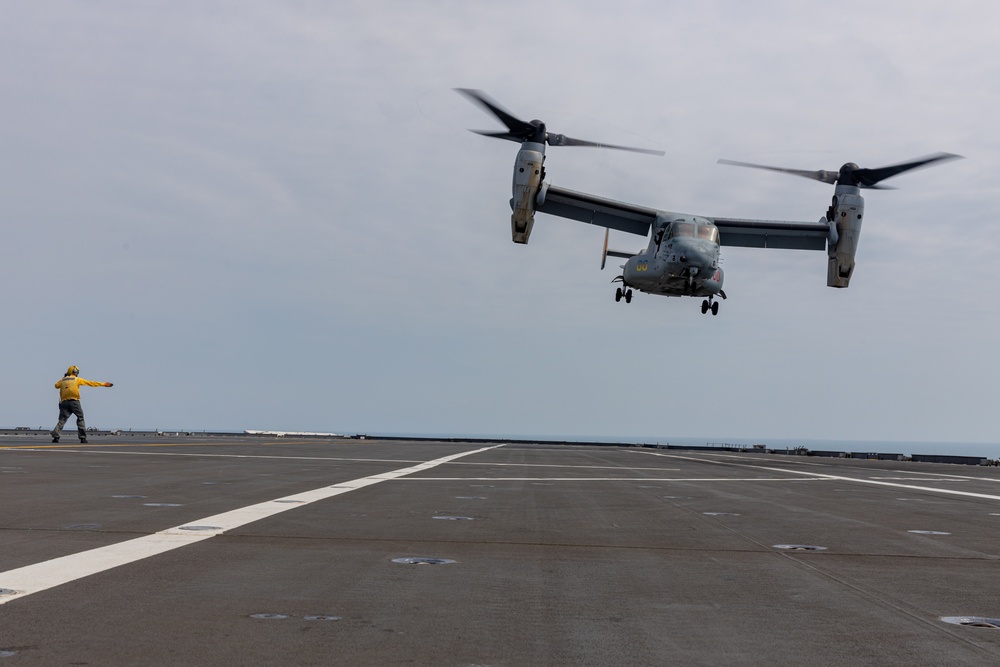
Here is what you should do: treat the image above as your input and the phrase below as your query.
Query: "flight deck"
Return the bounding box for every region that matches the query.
[2,434,1000,665]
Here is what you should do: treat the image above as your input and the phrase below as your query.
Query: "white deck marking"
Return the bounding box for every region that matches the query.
[4,448,679,471]
[869,477,968,482]
[670,451,1000,481]
[403,477,816,481]
[757,465,1000,501]
[0,445,499,606]
[636,451,1000,501]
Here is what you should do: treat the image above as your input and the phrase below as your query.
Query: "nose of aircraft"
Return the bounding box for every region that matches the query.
[679,243,714,270]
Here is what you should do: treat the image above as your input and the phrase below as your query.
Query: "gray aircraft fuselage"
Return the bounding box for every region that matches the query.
[621,216,724,298]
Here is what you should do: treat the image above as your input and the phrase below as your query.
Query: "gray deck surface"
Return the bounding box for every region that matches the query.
[2,434,1000,666]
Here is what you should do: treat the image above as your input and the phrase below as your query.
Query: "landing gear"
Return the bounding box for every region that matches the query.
[615,287,633,304]
[701,297,720,316]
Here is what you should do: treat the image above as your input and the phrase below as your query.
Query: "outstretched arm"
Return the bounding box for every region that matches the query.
[78,378,114,388]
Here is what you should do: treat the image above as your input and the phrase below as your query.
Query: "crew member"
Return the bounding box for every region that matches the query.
[51,366,114,443]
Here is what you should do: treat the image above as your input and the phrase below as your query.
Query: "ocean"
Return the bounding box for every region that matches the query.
[378,433,1000,460]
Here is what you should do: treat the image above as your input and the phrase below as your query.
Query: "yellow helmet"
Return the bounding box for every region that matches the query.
[66,366,80,376]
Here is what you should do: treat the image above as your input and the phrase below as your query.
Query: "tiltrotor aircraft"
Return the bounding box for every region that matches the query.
[457,89,960,315]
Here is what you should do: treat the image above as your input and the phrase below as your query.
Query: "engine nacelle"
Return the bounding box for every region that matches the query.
[826,189,865,288]
[510,142,545,244]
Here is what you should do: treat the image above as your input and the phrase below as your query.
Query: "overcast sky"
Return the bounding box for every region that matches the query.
[2,1,997,449]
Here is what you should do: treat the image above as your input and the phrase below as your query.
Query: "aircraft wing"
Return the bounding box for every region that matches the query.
[534,184,656,237]
[708,217,829,251]
[531,182,829,250]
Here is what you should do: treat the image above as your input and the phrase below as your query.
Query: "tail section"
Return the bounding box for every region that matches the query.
[601,228,637,269]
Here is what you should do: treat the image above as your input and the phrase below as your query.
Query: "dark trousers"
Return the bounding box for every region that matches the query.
[52,400,86,439]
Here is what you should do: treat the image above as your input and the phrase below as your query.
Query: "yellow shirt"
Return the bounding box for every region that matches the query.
[55,376,107,401]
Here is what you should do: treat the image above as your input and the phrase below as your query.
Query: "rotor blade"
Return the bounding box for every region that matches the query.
[852,152,963,187]
[470,129,525,144]
[550,133,665,156]
[718,159,839,185]
[455,88,535,136]
[458,88,663,154]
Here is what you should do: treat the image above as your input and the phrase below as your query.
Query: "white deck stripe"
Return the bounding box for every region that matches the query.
[400,477,812,481]
[637,451,1000,501]
[0,445,499,606]
[758,465,1000,501]
[684,452,1000,480]
[4,448,680,471]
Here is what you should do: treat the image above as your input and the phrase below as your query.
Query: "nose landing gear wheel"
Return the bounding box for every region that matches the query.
[701,300,709,314]
[711,301,719,316]
[615,287,623,302]
[625,289,632,303]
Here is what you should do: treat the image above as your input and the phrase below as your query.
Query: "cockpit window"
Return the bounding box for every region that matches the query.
[665,220,719,243]
[697,225,720,243]
[667,221,696,238]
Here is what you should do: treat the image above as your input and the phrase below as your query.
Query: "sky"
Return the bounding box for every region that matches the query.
[1,1,998,448]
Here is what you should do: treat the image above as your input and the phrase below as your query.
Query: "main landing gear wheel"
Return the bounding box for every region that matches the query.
[615,288,633,304]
